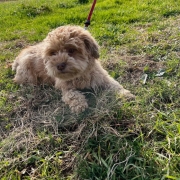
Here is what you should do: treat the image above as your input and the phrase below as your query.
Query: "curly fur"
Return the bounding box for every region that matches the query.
[12,43,54,85]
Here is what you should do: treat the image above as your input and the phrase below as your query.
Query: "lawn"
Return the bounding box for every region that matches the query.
[0,0,180,179]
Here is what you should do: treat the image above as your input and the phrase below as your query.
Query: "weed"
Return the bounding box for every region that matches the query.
[162,9,180,18]
[13,4,52,18]
[78,0,89,4]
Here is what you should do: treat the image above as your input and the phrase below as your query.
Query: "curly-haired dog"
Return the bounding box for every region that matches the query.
[12,25,135,113]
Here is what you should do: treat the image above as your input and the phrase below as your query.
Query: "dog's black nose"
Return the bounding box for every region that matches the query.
[57,62,66,71]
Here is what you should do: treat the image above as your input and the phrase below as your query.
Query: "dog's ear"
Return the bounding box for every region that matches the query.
[82,35,99,59]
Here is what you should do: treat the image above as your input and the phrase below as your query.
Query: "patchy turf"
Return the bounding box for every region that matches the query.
[0,0,180,179]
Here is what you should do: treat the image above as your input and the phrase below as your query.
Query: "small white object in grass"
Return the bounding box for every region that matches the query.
[155,69,165,77]
[141,74,148,84]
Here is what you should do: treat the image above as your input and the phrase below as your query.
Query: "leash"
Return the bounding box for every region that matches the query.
[84,0,97,29]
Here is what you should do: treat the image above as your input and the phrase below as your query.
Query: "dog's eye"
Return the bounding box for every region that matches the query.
[49,51,57,56]
[68,48,76,56]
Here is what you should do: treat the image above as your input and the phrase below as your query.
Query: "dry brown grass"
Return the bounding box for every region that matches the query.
[1,82,132,178]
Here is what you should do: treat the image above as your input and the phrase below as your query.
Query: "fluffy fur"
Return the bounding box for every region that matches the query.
[12,25,135,113]
[12,43,54,85]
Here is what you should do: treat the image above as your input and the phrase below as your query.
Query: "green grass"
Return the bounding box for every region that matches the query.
[0,0,180,179]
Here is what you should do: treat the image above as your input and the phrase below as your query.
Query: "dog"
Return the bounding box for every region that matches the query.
[12,25,135,113]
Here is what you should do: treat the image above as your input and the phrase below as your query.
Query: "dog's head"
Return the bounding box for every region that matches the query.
[43,25,99,80]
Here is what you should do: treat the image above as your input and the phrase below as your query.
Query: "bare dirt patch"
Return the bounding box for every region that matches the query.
[103,52,164,85]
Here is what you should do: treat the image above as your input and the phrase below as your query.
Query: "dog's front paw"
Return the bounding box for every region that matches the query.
[62,90,88,114]
[70,101,88,114]
[118,89,135,100]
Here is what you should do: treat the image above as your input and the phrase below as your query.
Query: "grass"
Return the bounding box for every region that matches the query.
[0,0,180,179]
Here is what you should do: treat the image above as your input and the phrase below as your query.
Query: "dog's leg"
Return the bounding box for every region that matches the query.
[12,49,38,84]
[13,63,37,84]
[61,89,88,113]
[104,76,135,100]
